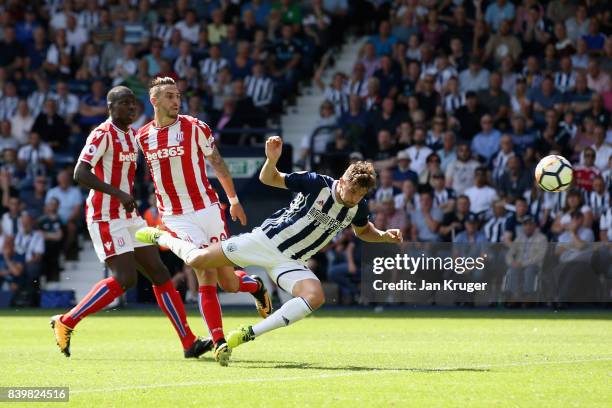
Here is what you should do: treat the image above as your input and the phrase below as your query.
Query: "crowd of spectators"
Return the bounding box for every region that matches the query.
[0,0,609,307]
[302,0,611,304]
[0,0,356,304]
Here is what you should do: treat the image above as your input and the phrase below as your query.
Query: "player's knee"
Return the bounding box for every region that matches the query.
[185,249,209,270]
[116,271,137,290]
[303,289,325,310]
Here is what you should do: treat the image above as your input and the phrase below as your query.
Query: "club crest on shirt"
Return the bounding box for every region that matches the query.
[175,131,184,143]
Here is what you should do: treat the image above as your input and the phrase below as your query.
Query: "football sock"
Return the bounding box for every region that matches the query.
[198,285,225,344]
[157,233,204,266]
[251,297,313,337]
[153,280,197,349]
[61,277,124,329]
[234,270,259,293]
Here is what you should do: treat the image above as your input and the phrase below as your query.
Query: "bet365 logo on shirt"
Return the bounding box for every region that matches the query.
[119,152,138,162]
[145,146,185,161]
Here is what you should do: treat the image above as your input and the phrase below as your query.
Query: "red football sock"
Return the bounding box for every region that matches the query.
[234,270,259,293]
[153,280,196,350]
[61,277,124,329]
[198,285,224,344]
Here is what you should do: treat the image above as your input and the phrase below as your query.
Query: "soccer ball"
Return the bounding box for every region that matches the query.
[535,155,573,192]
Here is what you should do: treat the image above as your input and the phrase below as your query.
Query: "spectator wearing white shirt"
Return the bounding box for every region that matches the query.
[110,45,138,86]
[0,121,18,152]
[404,128,432,174]
[44,29,72,74]
[445,142,480,195]
[9,101,34,145]
[464,167,498,219]
[51,81,79,123]
[45,170,82,260]
[49,4,73,32]
[174,9,200,44]
[580,125,611,171]
[65,13,89,54]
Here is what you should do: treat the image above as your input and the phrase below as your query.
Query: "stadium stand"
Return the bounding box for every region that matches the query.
[0,0,609,307]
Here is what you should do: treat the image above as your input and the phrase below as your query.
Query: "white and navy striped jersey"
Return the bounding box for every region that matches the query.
[483,215,507,242]
[245,75,274,107]
[78,10,100,31]
[324,86,349,116]
[584,190,610,218]
[433,188,455,208]
[199,57,228,85]
[346,79,368,97]
[443,92,465,113]
[554,71,576,94]
[259,172,370,264]
[153,23,174,46]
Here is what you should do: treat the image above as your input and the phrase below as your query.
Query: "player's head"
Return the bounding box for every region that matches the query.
[338,161,377,208]
[149,77,180,120]
[107,86,137,127]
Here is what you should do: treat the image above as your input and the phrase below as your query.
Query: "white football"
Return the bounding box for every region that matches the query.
[535,155,573,192]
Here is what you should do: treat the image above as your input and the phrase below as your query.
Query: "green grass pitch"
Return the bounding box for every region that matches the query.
[1,308,611,407]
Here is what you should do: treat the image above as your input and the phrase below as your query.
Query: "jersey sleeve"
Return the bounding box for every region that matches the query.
[194,119,215,156]
[78,129,109,166]
[284,171,326,194]
[351,200,370,228]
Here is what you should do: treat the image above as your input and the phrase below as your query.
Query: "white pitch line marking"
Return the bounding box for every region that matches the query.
[71,356,612,395]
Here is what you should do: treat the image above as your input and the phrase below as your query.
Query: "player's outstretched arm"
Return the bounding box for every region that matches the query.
[259,136,287,189]
[352,221,403,244]
[73,161,136,212]
[207,146,247,225]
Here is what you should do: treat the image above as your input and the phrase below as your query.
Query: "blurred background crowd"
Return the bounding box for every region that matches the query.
[0,0,609,306]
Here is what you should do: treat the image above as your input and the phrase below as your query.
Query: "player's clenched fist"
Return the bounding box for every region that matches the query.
[265,136,283,162]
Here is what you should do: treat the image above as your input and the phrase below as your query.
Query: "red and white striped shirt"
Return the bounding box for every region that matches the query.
[136,115,219,216]
[78,120,139,223]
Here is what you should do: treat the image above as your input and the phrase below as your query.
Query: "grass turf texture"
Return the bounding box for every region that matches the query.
[1,308,610,407]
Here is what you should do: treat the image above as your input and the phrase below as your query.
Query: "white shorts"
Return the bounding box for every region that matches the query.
[221,228,318,294]
[162,204,229,248]
[88,217,151,262]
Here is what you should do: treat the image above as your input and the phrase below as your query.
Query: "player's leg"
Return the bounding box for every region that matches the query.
[135,225,234,269]
[134,244,212,358]
[227,267,322,349]
[51,250,137,357]
[217,265,272,318]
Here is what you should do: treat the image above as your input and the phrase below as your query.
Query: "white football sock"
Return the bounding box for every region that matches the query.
[158,233,203,265]
[251,297,313,337]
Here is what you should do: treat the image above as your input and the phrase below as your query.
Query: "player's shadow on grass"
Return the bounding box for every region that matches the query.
[235,360,489,373]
